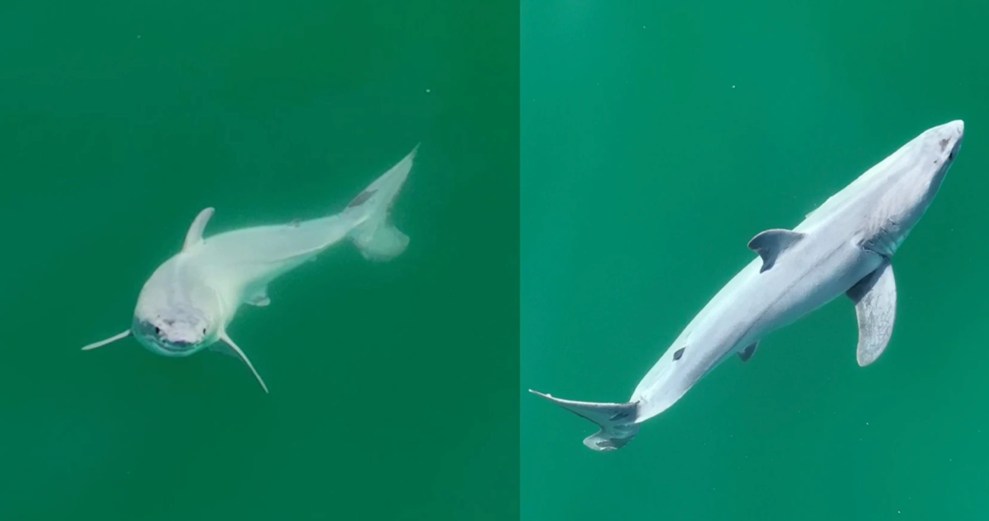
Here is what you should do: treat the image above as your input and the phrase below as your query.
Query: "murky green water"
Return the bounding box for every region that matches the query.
[522,1,989,520]
[5,0,989,519]
[0,1,517,519]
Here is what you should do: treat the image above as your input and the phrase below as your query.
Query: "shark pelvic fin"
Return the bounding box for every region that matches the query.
[219,332,269,393]
[748,229,804,272]
[847,261,897,367]
[81,330,131,351]
[529,389,640,452]
[738,342,758,362]
[183,207,215,251]
[247,286,271,307]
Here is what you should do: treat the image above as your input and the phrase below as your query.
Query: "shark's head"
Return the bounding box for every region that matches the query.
[891,120,963,214]
[132,305,217,357]
[911,119,963,187]
[860,120,964,255]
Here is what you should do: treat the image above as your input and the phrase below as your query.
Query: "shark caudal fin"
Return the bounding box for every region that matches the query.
[345,145,418,261]
[529,390,640,452]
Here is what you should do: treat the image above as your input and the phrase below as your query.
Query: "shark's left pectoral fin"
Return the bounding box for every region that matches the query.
[846,262,897,367]
[219,332,270,393]
[748,229,804,272]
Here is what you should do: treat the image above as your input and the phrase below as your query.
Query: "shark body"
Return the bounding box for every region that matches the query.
[82,146,418,392]
[532,121,964,451]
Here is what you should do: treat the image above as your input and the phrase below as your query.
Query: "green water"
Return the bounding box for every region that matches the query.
[4,0,989,518]
[522,1,989,520]
[0,1,517,519]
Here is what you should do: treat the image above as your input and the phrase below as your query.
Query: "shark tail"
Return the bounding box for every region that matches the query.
[529,389,640,452]
[345,144,418,261]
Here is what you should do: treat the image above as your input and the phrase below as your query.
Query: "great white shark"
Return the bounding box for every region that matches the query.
[81,146,418,392]
[531,121,964,451]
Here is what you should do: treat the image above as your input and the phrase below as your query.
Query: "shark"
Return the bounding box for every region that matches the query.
[81,145,418,392]
[531,121,964,451]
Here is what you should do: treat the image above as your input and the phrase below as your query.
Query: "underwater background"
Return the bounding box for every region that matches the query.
[523,1,989,520]
[0,0,518,519]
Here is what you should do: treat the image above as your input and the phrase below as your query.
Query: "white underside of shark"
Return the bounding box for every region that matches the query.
[82,145,419,392]
[532,121,964,451]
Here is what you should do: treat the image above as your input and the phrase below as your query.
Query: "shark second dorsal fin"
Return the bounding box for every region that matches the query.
[847,262,896,367]
[748,229,804,272]
[183,207,215,251]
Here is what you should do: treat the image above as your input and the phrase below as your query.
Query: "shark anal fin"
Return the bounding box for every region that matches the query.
[219,332,269,393]
[738,342,758,362]
[81,329,131,351]
[748,229,804,272]
[184,208,215,251]
[846,261,896,367]
[529,389,640,452]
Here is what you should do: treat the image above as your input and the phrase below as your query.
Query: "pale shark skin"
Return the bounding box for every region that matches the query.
[532,121,964,451]
[81,146,419,392]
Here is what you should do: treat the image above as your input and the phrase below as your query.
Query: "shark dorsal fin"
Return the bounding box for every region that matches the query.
[183,207,215,251]
[748,229,804,272]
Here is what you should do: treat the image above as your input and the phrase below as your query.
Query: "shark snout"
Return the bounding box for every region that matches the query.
[933,119,964,150]
[921,120,964,166]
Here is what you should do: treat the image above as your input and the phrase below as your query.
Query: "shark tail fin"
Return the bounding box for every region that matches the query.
[529,389,640,452]
[346,144,418,261]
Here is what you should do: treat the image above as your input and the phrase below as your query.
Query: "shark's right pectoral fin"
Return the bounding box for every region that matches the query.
[846,262,897,367]
[81,329,131,351]
[748,229,805,272]
[529,389,640,452]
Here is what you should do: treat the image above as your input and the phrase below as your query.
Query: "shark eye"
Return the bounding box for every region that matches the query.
[202,328,207,335]
[949,151,956,161]
[154,326,161,335]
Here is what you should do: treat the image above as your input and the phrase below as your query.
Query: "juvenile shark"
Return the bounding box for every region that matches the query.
[82,146,419,392]
[531,121,964,451]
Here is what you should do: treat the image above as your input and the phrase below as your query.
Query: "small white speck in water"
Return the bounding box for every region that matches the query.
[425,88,431,94]
[137,35,142,39]
[731,85,736,89]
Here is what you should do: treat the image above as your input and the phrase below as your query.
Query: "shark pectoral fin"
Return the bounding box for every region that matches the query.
[529,389,640,452]
[738,342,758,362]
[846,262,897,367]
[748,229,805,273]
[183,207,215,251]
[219,332,270,393]
[81,330,131,351]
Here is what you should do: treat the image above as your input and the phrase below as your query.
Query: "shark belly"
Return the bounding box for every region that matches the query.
[631,234,882,420]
